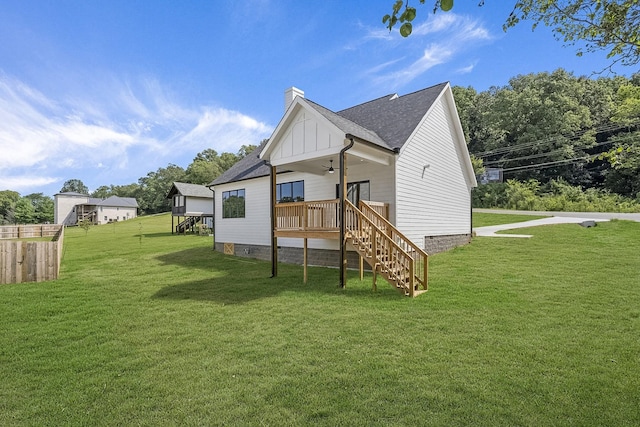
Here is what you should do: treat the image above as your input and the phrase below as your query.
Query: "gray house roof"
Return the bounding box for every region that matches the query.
[209,141,271,186]
[56,192,138,208]
[337,83,447,150]
[211,83,448,186]
[96,196,139,208]
[167,182,214,199]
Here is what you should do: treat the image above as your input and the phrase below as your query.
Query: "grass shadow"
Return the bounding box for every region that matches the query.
[153,247,402,304]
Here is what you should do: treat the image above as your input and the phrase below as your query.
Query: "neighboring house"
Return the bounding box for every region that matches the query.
[166,182,214,233]
[209,83,477,296]
[54,192,138,225]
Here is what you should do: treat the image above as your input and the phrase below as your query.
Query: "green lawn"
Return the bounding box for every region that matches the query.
[472,211,547,228]
[1,213,639,426]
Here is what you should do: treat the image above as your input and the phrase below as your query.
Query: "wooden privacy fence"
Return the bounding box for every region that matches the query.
[0,225,64,285]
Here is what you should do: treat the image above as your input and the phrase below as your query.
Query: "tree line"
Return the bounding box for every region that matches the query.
[456,69,640,201]
[0,144,257,225]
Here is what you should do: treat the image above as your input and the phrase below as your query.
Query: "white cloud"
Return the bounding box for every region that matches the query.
[0,73,273,195]
[363,13,493,86]
[0,175,59,192]
[456,63,477,74]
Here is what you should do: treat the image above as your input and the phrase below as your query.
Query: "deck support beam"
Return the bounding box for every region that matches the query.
[270,164,278,278]
[339,136,355,288]
[303,238,308,284]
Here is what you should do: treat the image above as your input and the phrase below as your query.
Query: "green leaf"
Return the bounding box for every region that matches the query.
[405,7,417,22]
[400,22,412,37]
[383,14,390,24]
[441,0,454,12]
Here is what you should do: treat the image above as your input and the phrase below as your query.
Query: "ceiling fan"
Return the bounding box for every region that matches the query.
[323,159,335,174]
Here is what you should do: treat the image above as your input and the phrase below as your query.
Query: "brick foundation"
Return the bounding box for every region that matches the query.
[215,233,471,267]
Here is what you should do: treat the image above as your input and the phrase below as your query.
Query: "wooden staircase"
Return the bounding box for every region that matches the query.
[176,216,200,234]
[344,200,428,297]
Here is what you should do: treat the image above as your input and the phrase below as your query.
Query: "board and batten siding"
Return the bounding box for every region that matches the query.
[185,197,213,215]
[395,94,472,247]
[269,108,345,166]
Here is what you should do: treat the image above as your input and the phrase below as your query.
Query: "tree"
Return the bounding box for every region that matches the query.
[13,198,36,224]
[137,164,187,214]
[60,179,89,194]
[184,145,259,185]
[91,185,113,199]
[0,190,20,225]
[506,1,640,68]
[24,193,54,224]
[384,1,640,67]
[600,81,640,197]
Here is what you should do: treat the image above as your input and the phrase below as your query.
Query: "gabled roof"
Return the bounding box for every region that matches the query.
[214,82,455,186]
[167,182,214,199]
[304,99,391,150]
[337,83,447,150]
[96,196,139,208]
[209,140,272,186]
[55,191,88,197]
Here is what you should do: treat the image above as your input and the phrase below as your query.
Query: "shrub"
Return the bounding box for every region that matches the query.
[473,179,640,212]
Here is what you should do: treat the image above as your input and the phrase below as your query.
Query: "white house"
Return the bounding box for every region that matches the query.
[209,83,477,295]
[166,182,214,233]
[54,192,138,225]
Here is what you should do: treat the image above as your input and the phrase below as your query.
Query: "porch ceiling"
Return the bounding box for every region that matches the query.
[274,146,394,175]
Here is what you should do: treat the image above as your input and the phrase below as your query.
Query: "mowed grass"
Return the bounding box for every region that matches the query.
[1,213,639,426]
[472,211,548,227]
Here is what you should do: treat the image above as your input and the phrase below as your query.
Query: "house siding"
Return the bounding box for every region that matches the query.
[269,109,344,166]
[395,94,471,248]
[213,161,395,252]
[185,197,213,215]
[96,206,137,224]
[54,194,87,225]
[215,178,271,246]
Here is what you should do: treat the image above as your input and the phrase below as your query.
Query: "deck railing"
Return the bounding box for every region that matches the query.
[358,200,429,293]
[275,199,340,231]
[275,199,389,232]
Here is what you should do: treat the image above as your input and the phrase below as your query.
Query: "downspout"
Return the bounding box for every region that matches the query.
[339,136,356,288]
[207,185,215,251]
[268,162,278,278]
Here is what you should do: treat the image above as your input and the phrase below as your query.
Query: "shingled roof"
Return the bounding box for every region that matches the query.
[337,83,447,150]
[167,182,214,199]
[209,140,270,186]
[211,83,448,186]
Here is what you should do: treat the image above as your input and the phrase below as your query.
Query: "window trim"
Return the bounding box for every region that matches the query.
[337,180,370,206]
[222,188,246,218]
[276,180,304,203]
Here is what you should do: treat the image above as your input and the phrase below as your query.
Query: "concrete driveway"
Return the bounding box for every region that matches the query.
[473,209,640,238]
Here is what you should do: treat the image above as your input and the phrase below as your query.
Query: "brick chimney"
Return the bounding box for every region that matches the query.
[284,87,304,112]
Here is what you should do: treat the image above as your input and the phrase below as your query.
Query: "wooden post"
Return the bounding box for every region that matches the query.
[371,226,377,291]
[270,165,278,278]
[409,258,415,297]
[340,152,348,288]
[303,238,308,284]
[359,255,363,281]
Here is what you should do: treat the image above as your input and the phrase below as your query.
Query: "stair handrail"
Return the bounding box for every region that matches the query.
[359,201,428,292]
[345,200,418,295]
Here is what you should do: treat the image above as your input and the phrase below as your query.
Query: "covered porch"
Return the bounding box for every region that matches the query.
[274,198,389,239]
[263,134,428,296]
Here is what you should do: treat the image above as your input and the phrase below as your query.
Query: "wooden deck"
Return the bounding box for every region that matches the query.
[274,199,388,239]
[274,198,428,297]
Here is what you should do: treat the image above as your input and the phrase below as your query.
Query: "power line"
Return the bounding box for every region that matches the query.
[483,139,617,166]
[475,121,639,159]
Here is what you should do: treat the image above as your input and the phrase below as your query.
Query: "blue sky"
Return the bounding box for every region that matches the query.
[0,1,635,197]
